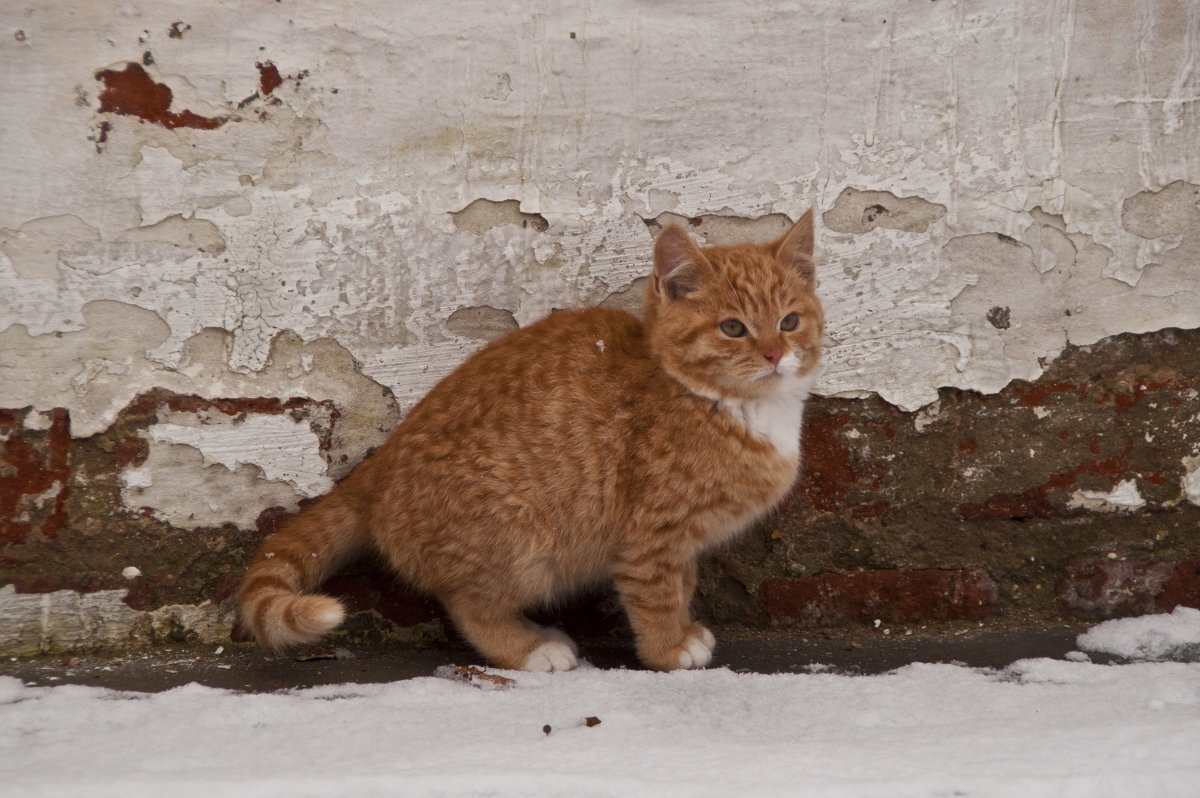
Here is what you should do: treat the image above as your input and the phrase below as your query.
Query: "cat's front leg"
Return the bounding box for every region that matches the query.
[613,553,716,671]
[441,594,579,672]
[676,558,717,667]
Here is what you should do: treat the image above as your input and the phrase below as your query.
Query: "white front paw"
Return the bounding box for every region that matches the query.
[523,640,579,672]
[677,627,716,669]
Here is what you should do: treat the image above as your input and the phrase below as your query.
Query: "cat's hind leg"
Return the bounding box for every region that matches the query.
[442,595,579,672]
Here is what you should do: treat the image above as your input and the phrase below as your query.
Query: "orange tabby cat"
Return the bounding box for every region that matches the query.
[238,210,823,671]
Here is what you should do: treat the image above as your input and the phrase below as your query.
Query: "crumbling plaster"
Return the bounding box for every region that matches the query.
[2,1,1198,435]
[0,584,232,656]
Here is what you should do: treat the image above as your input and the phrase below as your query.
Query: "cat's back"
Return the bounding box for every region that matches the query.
[362,307,656,559]
[407,305,652,430]
[371,306,660,502]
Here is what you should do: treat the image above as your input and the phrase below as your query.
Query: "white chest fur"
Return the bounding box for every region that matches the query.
[721,356,816,461]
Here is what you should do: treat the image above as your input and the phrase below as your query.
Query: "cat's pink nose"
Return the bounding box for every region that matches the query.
[763,350,783,366]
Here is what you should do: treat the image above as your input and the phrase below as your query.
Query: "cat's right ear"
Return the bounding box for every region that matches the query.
[652,224,708,301]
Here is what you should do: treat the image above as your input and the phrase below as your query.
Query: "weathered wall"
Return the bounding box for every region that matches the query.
[2,0,1199,654]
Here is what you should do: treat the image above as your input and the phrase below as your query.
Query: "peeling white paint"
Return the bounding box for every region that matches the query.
[20,411,55,432]
[146,416,333,498]
[121,437,312,531]
[1183,458,1200,507]
[0,0,1198,429]
[1068,480,1147,514]
[913,400,942,433]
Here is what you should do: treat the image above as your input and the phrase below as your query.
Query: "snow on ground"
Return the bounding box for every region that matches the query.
[3,615,1200,798]
[1077,606,1200,661]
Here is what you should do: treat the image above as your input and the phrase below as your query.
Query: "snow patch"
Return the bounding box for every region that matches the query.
[1076,606,1200,661]
[4,648,1200,796]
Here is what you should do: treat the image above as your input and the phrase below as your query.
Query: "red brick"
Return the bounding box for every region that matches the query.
[0,408,71,543]
[762,568,998,627]
[784,404,893,517]
[1156,559,1200,612]
[959,445,1134,521]
[113,437,150,469]
[791,412,856,512]
[1057,560,1175,617]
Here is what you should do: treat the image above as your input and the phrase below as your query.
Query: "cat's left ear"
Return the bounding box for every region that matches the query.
[773,208,816,283]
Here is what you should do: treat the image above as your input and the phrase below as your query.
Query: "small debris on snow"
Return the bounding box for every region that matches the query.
[543,724,552,736]
[434,665,517,690]
[122,566,142,579]
[585,716,601,727]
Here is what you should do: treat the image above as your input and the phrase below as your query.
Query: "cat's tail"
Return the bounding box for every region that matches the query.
[237,486,368,653]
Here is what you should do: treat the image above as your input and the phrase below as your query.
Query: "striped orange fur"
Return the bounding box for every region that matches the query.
[238,211,823,671]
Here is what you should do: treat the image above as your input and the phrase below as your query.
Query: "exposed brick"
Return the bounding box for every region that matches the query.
[1010,381,1086,408]
[1156,559,1200,612]
[1,572,146,606]
[785,400,895,517]
[959,445,1133,521]
[1057,560,1175,617]
[210,574,243,604]
[791,412,856,512]
[130,390,341,455]
[959,491,1056,522]
[0,408,71,544]
[113,436,150,469]
[761,568,998,627]
[254,505,298,537]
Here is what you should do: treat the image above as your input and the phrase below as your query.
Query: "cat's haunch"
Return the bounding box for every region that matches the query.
[238,210,823,671]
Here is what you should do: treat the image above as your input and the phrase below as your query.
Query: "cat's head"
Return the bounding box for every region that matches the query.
[643,210,823,403]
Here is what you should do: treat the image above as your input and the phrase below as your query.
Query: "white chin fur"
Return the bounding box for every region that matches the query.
[724,353,815,459]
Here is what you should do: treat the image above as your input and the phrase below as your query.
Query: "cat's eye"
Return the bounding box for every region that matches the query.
[719,319,747,338]
[780,313,800,332]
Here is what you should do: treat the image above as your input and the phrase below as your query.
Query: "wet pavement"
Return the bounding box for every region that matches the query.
[0,624,1103,693]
